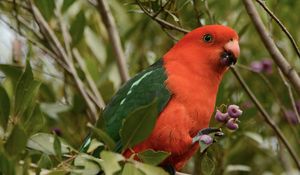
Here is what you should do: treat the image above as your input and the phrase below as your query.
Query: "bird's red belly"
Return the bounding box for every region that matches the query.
[123,98,211,170]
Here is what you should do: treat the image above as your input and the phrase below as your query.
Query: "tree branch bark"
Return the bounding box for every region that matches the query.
[95,0,130,83]
[243,0,300,95]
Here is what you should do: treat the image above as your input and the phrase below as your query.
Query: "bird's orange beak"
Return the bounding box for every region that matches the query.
[220,39,240,66]
[224,39,240,60]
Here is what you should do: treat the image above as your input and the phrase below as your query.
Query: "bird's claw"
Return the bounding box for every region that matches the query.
[192,127,224,144]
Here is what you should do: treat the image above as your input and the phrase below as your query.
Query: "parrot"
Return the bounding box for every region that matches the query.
[81,25,240,173]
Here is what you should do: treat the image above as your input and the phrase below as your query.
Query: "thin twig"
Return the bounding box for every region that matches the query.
[0,0,30,11]
[73,49,106,109]
[28,0,98,123]
[136,0,189,34]
[278,68,300,123]
[256,0,300,59]
[230,66,300,170]
[153,0,172,18]
[95,0,130,83]
[243,0,300,95]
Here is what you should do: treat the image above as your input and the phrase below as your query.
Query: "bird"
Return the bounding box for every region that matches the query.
[81,24,240,173]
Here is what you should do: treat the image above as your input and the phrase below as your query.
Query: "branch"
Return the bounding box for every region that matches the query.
[230,66,300,170]
[95,0,130,83]
[243,0,300,95]
[256,0,300,59]
[136,0,189,34]
[28,0,98,123]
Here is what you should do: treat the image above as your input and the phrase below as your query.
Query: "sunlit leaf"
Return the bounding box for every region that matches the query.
[122,163,145,175]
[88,123,116,150]
[27,133,72,155]
[137,149,170,166]
[99,151,124,175]
[135,162,168,175]
[73,153,102,175]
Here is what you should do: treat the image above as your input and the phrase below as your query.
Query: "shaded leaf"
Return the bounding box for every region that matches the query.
[88,123,116,150]
[201,156,215,175]
[70,10,86,46]
[54,134,62,159]
[99,151,124,175]
[23,104,45,135]
[34,0,55,21]
[14,62,41,118]
[0,64,23,88]
[120,99,158,150]
[137,149,170,166]
[38,153,53,169]
[0,151,15,175]
[0,85,10,130]
[27,133,72,155]
[4,125,28,157]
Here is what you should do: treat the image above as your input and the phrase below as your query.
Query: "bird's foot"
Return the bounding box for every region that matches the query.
[162,165,176,175]
[192,127,223,144]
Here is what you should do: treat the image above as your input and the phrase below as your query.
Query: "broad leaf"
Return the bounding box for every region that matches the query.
[137,149,170,166]
[73,153,102,175]
[135,162,168,175]
[122,163,145,175]
[4,125,28,157]
[0,64,23,88]
[120,99,158,150]
[27,133,72,155]
[14,62,41,118]
[0,85,10,130]
[23,104,45,135]
[38,153,53,169]
[99,151,124,175]
[70,10,86,46]
[88,124,116,150]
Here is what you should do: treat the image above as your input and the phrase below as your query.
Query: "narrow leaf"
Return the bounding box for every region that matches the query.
[88,123,116,150]
[34,0,55,21]
[53,134,62,159]
[4,125,28,157]
[70,10,86,46]
[14,62,41,118]
[0,86,10,130]
[120,99,158,150]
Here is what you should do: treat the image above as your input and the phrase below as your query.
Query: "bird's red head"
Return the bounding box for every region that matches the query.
[164,25,240,74]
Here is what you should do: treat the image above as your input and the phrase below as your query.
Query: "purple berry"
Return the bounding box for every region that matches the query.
[52,128,62,136]
[226,118,239,130]
[250,61,263,73]
[284,110,299,125]
[227,105,243,118]
[261,59,273,74]
[215,110,229,122]
[199,134,213,145]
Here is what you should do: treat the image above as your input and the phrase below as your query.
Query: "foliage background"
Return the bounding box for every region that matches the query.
[0,0,300,174]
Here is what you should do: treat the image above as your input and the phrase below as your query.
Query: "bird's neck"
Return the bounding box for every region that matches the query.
[163,54,225,135]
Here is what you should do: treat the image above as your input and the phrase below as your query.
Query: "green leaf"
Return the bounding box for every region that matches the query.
[86,139,104,153]
[88,123,116,150]
[70,10,86,46]
[34,0,55,21]
[0,64,23,88]
[73,153,102,175]
[201,156,215,175]
[0,151,15,175]
[137,149,170,166]
[122,163,145,175]
[46,170,68,175]
[38,153,53,169]
[23,104,45,135]
[53,134,62,159]
[4,125,28,157]
[99,151,124,175]
[0,86,10,130]
[135,162,168,175]
[14,62,41,118]
[61,0,75,12]
[120,99,158,150]
[27,133,72,155]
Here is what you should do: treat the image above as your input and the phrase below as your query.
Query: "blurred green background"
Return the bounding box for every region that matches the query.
[0,0,300,174]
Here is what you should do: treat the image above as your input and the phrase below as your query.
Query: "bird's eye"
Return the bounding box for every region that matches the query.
[203,34,213,43]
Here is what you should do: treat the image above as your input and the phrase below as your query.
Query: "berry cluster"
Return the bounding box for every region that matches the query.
[215,104,243,130]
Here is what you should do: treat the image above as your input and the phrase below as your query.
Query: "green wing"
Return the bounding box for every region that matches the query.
[81,59,172,152]
[102,59,171,141]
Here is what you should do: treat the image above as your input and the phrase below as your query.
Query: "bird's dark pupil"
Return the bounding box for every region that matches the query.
[204,34,212,42]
